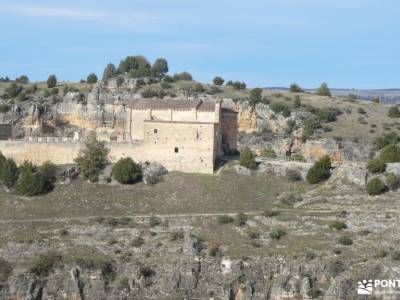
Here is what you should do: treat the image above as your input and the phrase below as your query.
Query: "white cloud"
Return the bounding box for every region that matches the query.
[0,4,108,20]
[0,3,163,31]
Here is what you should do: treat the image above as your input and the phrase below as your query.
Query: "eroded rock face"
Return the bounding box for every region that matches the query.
[1,257,364,300]
[301,139,371,163]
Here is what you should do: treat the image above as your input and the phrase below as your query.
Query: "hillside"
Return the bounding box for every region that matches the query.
[1,72,400,299]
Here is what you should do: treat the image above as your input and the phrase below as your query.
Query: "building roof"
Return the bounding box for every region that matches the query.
[128,99,215,112]
[221,107,238,114]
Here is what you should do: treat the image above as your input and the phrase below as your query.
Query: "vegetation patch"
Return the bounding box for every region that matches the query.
[112,157,142,184]
[30,253,62,277]
[306,156,331,184]
[269,227,287,240]
[366,178,389,196]
[239,147,257,169]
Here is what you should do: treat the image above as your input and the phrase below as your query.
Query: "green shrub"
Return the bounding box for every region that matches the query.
[194,83,205,93]
[373,132,400,150]
[236,212,247,226]
[38,161,58,191]
[306,156,331,184]
[293,95,301,108]
[307,288,323,299]
[338,236,353,246]
[19,160,35,174]
[0,257,12,282]
[367,158,386,173]
[151,58,169,77]
[226,81,246,90]
[16,75,29,84]
[1,158,19,188]
[30,253,61,277]
[366,178,388,195]
[316,82,331,97]
[249,88,263,107]
[329,221,347,231]
[213,76,224,86]
[217,215,234,224]
[358,107,367,114]
[5,83,23,98]
[118,55,150,75]
[239,147,257,169]
[386,172,400,190]
[102,63,117,81]
[367,145,400,175]
[270,101,291,117]
[380,144,400,163]
[289,83,303,93]
[392,251,400,261]
[269,227,287,240]
[74,133,109,182]
[316,107,342,123]
[173,72,193,81]
[328,259,346,276]
[388,106,400,118]
[75,256,115,281]
[302,117,320,142]
[111,157,142,184]
[0,151,6,170]
[47,75,57,88]
[87,73,98,84]
[263,210,279,217]
[16,169,48,196]
[141,88,159,98]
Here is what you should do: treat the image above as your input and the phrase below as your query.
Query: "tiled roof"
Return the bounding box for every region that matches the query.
[128,99,215,112]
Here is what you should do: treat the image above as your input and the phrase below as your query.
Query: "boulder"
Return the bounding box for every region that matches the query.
[142,163,167,185]
[386,163,400,177]
[232,165,252,176]
[333,163,368,186]
[59,165,80,185]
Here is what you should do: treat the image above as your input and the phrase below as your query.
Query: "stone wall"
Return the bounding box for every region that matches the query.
[0,130,216,174]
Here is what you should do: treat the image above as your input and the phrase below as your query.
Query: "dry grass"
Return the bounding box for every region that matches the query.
[0,171,309,220]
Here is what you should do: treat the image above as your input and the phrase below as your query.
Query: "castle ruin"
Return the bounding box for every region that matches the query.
[0,90,238,174]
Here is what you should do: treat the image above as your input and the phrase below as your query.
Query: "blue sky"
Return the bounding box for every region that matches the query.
[0,0,399,88]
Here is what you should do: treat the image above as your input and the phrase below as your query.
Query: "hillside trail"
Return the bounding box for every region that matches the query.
[0,207,392,224]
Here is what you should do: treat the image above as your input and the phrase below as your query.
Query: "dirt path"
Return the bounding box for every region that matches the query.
[0,207,385,224]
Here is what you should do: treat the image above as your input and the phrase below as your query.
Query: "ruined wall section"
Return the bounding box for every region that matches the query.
[220,110,238,154]
[0,130,216,174]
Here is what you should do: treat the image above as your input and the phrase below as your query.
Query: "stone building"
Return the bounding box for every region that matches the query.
[127,98,237,153]
[0,98,237,174]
